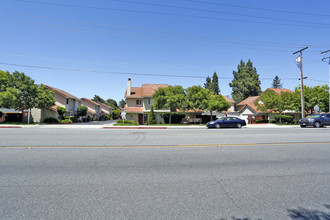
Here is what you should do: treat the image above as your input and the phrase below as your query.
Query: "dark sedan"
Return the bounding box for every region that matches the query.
[206,117,246,129]
[299,114,330,128]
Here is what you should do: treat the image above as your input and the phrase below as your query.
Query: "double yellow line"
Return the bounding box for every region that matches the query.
[2,141,330,149]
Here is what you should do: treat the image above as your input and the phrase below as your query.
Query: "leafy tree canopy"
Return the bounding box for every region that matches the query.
[229,59,261,103]
[295,85,329,113]
[92,95,105,104]
[106,98,118,109]
[77,105,88,117]
[0,71,55,110]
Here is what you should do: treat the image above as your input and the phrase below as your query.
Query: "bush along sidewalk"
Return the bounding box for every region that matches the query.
[114,120,139,126]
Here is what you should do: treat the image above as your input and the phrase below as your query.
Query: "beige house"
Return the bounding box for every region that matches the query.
[81,98,101,120]
[124,78,169,124]
[30,85,81,122]
[100,103,113,119]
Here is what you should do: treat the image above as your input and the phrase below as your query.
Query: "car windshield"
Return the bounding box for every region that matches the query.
[306,114,321,118]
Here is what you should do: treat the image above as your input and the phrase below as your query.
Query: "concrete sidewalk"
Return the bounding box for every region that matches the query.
[0,123,299,129]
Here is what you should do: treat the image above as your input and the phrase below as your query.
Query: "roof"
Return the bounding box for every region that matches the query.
[237,96,261,113]
[237,96,260,106]
[267,88,293,95]
[124,105,143,113]
[223,96,235,104]
[87,109,96,114]
[46,85,79,100]
[81,98,100,106]
[100,103,112,109]
[125,84,168,98]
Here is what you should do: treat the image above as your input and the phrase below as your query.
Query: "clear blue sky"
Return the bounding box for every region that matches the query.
[1,0,330,102]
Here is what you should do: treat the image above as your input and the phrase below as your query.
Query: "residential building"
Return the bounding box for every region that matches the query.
[100,103,113,119]
[81,98,101,120]
[30,85,81,123]
[237,88,300,124]
[124,78,169,124]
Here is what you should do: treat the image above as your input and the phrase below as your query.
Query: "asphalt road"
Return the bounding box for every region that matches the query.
[1,127,330,219]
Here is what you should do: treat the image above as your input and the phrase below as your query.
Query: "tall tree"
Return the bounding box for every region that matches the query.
[92,95,105,104]
[153,85,185,124]
[148,105,156,125]
[294,85,329,113]
[272,75,283,89]
[212,72,220,95]
[106,98,118,109]
[185,85,210,111]
[204,76,212,91]
[119,99,126,108]
[229,60,261,103]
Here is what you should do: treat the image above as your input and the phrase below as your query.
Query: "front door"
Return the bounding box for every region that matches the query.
[138,114,143,125]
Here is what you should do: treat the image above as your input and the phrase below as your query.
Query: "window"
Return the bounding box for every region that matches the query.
[148,98,151,105]
[66,99,69,104]
[136,100,142,106]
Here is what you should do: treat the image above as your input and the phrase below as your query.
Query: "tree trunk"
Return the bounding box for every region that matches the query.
[169,112,172,124]
[279,112,282,124]
[210,110,213,122]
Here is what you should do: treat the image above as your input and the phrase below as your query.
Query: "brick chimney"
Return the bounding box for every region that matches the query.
[126,78,132,96]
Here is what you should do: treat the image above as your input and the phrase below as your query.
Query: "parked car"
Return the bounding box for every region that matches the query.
[299,114,330,128]
[206,117,246,129]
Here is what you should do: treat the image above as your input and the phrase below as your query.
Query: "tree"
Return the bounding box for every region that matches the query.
[106,98,118,109]
[256,89,293,123]
[112,109,121,119]
[57,106,66,122]
[294,85,329,114]
[212,72,220,95]
[229,60,261,103]
[77,105,88,118]
[272,75,283,89]
[0,71,55,111]
[206,94,230,121]
[119,99,126,108]
[153,85,185,124]
[92,95,105,104]
[185,85,211,111]
[148,105,156,125]
[204,76,212,91]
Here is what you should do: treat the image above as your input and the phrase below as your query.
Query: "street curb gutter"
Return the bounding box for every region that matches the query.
[0,126,22,128]
[103,127,167,129]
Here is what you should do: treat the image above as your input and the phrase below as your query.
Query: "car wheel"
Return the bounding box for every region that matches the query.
[300,125,306,128]
[236,123,242,128]
[314,121,321,128]
[215,123,221,129]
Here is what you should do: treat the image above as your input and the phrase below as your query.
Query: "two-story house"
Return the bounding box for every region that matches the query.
[81,98,101,120]
[30,85,81,122]
[100,103,113,119]
[124,78,169,125]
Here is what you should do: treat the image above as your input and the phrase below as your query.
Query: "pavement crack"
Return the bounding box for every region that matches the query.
[210,173,250,219]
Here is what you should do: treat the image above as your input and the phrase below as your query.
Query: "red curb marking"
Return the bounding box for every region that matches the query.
[103,127,167,129]
[0,126,22,128]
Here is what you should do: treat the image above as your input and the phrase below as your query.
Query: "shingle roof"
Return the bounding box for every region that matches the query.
[224,96,235,104]
[81,98,100,106]
[100,103,112,109]
[267,88,293,95]
[125,84,168,98]
[46,85,79,100]
[124,106,144,113]
[237,96,261,113]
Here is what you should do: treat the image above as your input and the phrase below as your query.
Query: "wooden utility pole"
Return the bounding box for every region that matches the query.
[293,46,308,119]
[321,49,330,113]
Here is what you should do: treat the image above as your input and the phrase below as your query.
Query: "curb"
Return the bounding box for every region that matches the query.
[0,126,22,128]
[103,127,167,129]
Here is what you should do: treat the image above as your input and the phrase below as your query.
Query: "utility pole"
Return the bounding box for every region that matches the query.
[321,49,330,113]
[293,46,308,119]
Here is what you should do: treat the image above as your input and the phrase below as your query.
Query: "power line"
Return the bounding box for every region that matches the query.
[12,0,330,29]
[2,11,319,48]
[181,0,330,17]
[110,0,330,27]
[0,18,296,52]
[0,62,323,82]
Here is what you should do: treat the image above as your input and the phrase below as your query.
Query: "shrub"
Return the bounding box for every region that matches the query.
[274,115,294,123]
[77,106,88,117]
[256,119,269,123]
[117,120,139,125]
[270,120,277,123]
[162,113,185,124]
[148,106,156,125]
[60,119,73,124]
[57,106,66,120]
[43,117,59,124]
